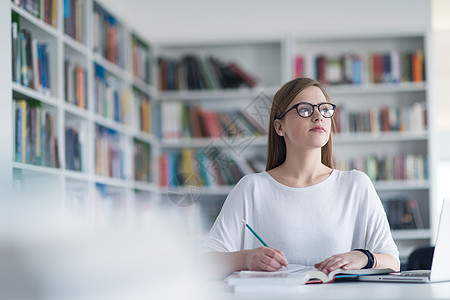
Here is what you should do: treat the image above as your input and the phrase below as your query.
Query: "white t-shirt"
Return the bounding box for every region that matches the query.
[201,169,399,266]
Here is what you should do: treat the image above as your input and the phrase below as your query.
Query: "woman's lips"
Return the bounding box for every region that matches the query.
[310,126,325,132]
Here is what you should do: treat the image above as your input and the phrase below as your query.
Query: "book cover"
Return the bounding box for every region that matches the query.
[409,199,425,229]
[315,55,327,84]
[14,100,27,163]
[11,13,21,83]
[327,56,341,85]
[294,55,303,78]
[412,49,424,83]
[228,62,258,87]
[382,53,392,83]
[372,53,383,84]
[31,38,41,91]
[20,30,28,87]
[204,111,223,138]
[208,57,226,88]
[197,56,217,90]
[239,109,267,135]
[77,65,86,109]
[351,54,362,85]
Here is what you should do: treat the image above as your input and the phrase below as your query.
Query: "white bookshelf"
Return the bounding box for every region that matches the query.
[9,0,158,228]
[290,32,432,261]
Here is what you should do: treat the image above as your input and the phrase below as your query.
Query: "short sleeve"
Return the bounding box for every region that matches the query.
[359,172,400,263]
[199,175,254,256]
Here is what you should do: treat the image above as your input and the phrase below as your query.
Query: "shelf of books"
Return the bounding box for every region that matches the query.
[153,39,284,238]
[10,0,157,229]
[291,32,432,261]
[155,39,283,92]
[8,2,435,260]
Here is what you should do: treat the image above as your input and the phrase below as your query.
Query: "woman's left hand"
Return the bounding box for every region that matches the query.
[314,251,369,274]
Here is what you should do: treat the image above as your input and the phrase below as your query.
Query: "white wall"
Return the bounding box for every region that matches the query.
[430,0,450,238]
[97,0,431,43]
[431,0,450,134]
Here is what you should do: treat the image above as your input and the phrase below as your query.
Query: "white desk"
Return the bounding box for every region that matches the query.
[206,281,450,299]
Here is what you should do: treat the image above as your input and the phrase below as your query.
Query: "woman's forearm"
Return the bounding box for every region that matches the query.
[201,250,249,279]
[374,253,400,272]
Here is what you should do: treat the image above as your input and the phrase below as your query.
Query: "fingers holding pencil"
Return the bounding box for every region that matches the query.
[241,219,288,271]
[245,247,288,271]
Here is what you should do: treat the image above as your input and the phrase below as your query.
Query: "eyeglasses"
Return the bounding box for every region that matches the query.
[278,102,336,119]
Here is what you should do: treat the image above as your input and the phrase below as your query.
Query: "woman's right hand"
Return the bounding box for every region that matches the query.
[244,247,288,271]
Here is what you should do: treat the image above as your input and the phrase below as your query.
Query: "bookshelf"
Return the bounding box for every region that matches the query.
[153,39,285,233]
[290,33,432,262]
[9,0,158,228]
[153,33,434,262]
[6,1,434,264]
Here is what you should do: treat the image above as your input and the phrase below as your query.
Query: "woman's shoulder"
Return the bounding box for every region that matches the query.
[236,171,270,186]
[228,171,274,193]
[333,169,373,184]
[225,171,270,201]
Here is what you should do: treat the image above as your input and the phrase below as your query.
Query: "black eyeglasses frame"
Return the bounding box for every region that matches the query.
[277,102,337,119]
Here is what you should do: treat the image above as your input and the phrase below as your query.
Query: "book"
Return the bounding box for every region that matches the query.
[409,199,425,229]
[294,55,304,78]
[228,62,258,87]
[158,55,259,91]
[227,264,395,287]
[14,99,27,163]
[11,13,20,84]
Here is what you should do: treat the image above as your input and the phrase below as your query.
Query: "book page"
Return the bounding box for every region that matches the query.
[329,267,396,278]
[238,264,315,276]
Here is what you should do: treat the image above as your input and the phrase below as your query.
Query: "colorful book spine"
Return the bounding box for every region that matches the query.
[132,88,151,134]
[14,98,59,168]
[95,125,125,179]
[134,139,151,182]
[93,2,125,68]
[14,0,58,27]
[14,100,27,163]
[64,0,83,42]
[333,102,427,134]
[382,197,425,230]
[158,55,259,91]
[159,102,267,139]
[65,123,83,172]
[94,64,130,124]
[131,35,150,83]
[334,153,428,182]
[312,50,425,85]
[64,59,87,109]
[12,21,52,95]
[294,55,304,78]
[11,13,21,84]
[158,148,248,187]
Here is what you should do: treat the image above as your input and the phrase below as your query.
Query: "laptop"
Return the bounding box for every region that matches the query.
[359,197,450,283]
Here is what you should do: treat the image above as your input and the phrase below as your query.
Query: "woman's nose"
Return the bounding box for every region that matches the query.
[311,106,323,122]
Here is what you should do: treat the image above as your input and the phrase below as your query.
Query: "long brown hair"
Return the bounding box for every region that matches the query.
[265,78,335,171]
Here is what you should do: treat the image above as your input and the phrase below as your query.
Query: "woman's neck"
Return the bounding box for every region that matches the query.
[267,148,332,188]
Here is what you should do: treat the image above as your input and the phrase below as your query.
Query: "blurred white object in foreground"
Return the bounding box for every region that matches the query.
[0,192,211,300]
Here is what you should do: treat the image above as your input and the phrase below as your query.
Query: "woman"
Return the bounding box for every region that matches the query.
[201,78,400,278]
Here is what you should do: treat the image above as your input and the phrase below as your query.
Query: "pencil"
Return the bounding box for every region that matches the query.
[242,219,269,247]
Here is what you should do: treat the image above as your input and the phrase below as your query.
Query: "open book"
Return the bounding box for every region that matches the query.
[227,264,395,286]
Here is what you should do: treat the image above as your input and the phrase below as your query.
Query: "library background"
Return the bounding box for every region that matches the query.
[3,0,450,269]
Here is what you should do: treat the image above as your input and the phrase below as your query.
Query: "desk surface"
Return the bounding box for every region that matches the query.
[205,280,450,299]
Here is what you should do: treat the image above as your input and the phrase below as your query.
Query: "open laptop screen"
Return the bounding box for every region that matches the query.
[430,197,450,282]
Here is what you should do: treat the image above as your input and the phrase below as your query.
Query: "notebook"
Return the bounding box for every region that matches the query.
[359,197,450,283]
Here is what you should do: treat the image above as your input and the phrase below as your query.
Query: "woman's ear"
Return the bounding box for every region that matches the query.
[274,119,284,136]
